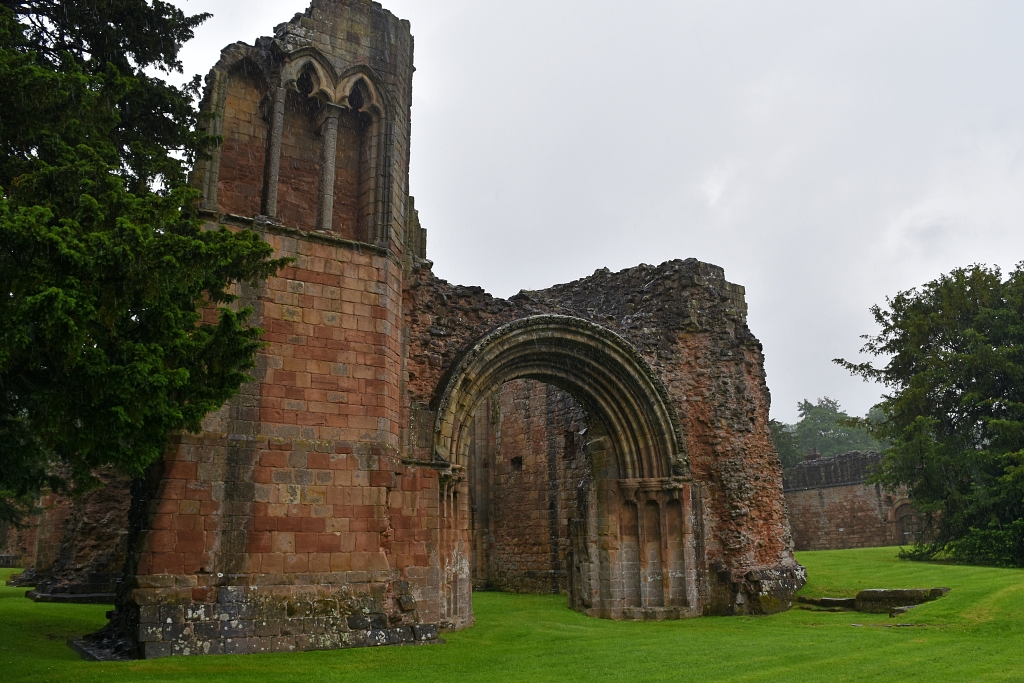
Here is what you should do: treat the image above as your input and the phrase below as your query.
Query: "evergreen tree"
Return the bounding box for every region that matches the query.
[839,264,1024,566]
[769,419,801,469]
[793,397,883,459]
[0,1,287,523]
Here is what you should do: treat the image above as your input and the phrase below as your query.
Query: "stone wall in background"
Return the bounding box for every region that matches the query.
[26,472,131,603]
[783,451,920,550]
[4,473,131,603]
[3,490,73,584]
[468,380,591,595]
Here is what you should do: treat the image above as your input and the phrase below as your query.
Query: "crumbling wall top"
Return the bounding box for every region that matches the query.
[783,451,882,492]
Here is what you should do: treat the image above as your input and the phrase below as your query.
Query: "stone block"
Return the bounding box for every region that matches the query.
[217,586,247,603]
[220,619,255,639]
[347,614,370,630]
[142,641,173,659]
[137,624,163,642]
[138,606,161,624]
[387,627,413,644]
[855,588,947,613]
[224,637,258,655]
[412,624,439,642]
[253,618,282,637]
[193,621,222,640]
[162,622,194,642]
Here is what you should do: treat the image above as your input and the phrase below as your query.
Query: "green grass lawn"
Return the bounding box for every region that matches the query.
[3,547,1023,682]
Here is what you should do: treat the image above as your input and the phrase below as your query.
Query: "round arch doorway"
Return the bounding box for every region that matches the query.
[430,315,701,628]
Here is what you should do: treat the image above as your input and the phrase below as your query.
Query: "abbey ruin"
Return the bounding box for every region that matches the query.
[8,0,807,659]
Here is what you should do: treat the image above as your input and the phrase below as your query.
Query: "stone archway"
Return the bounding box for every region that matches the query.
[431,315,701,627]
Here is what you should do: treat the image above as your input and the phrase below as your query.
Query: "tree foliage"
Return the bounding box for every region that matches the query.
[838,264,1024,566]
[0,1,287,523]
[770,397,883,469]
[769,419,801,470]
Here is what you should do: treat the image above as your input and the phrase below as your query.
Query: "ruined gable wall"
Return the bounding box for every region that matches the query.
[201,0,415,251]
[402,258,800,613]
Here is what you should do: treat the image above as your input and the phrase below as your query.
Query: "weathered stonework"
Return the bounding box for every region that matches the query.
[25,472,130,603]
[468,380,591,595]
[401,264,805,623]
[3,490,72,582]
[82,0,804,659]
[3,472,130,603]
[783,451,920,551]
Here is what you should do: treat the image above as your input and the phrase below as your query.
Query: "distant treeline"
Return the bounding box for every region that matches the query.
[770,397,885,470]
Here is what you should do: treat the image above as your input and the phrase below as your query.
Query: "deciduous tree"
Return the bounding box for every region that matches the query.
[770,398,883,469]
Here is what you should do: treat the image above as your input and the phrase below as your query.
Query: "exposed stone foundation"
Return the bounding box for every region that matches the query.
[129,578,440,658]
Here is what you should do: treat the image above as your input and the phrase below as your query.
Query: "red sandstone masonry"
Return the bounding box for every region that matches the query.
[216,70,268,218]
[783,451,919,551]
[3,491,72,578]
[401,259,804,620]
[469,380,590,594]
[99,0,803,661]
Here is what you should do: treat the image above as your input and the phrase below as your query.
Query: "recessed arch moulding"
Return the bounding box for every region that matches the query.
[430,315,697,623]
[405,263,806,628]
[95,0,803,660]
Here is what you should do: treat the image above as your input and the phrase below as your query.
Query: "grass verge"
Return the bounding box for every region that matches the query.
[3,546,1023,682]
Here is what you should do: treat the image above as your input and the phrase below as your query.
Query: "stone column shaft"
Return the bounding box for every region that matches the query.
[263,86,286,217]
[316,104,343,232]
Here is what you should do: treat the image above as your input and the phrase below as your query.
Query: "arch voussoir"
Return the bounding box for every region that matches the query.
[433,314,687,480]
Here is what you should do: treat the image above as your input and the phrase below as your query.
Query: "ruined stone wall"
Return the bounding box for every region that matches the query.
[3,473,130,600]
[4,491,73,580]
[102,0,444,659]
[90,0,805,660]
[195,0,416,252]
[783,451,914,551]
[784,481,891,551]
[27,472,131,602]
[469,380,590,594]
[402,259,803,618]
[120,223,442,658]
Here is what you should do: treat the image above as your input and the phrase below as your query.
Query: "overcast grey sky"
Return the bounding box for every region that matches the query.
[168,0,1024,423]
